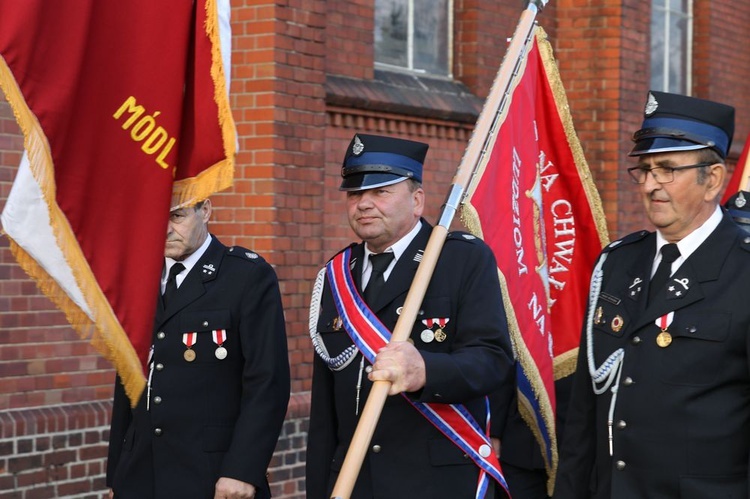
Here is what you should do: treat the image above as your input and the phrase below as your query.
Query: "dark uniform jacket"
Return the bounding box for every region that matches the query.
[107,236,290,499]
[555,213,750,499]
[494,375,573,499]
[306,221,515,499]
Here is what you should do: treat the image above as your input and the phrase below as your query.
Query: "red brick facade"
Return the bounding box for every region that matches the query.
[2,1,750,497]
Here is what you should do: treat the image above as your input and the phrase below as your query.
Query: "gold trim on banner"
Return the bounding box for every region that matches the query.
[536,28,609,250]
[0,54,146,406]
[461,27,611,495]
[171,0,237,210]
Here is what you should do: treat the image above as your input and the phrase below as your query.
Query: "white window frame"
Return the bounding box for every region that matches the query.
[651,0,693,94]
[374,0,454,78]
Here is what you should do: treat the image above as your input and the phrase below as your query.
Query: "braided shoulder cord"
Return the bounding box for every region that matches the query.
[309,266,358,371]
[584,252,624,455]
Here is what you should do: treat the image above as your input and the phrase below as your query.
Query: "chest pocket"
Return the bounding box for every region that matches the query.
[180,309,231,332]
[591,294,629,338]
[657,310,731,386]
[412,296,453,351]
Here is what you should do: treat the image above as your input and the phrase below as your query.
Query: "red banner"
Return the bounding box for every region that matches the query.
[463,27,608,489]
[0,0,235,405]
[722,131,750,204]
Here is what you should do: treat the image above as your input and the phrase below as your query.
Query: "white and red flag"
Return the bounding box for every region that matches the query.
[0,0,236,405]
[462,27,609,491]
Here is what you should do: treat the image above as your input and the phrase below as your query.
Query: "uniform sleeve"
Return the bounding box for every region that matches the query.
[106,374,132,487]
[306,354,338,499]
[219,260,291,488]
[553,328,596,498]
[418,240,515,405]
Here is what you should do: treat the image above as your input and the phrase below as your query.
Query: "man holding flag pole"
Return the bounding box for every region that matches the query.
[306,133,515,499]
[305,0,612,497]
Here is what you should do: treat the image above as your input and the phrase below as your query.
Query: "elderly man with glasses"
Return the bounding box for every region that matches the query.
[554,91,750,499]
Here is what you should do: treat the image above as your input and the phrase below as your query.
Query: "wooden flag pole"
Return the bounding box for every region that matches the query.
[329,1,548,498]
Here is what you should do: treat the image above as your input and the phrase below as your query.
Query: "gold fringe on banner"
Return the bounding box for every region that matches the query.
[0,54,146,406]
[171,0,237,210]
[535,27,610,379]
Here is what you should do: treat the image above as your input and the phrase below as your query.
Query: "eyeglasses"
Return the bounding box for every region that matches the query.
[627,162,715,184]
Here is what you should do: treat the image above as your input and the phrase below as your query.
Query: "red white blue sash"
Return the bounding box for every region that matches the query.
[325,248,509,498]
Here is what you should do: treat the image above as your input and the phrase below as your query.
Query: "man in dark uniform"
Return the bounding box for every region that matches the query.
[555,91,750,498]
[107,199,290,499]
[306,134,515,499]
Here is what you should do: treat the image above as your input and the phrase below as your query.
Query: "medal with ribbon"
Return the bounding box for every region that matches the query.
[212,329,228,360]
[183,332,197,361]
[421,317,450,343]
[655,311,674,348]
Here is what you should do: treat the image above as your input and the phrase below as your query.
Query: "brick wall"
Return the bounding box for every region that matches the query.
[2,1,750,498]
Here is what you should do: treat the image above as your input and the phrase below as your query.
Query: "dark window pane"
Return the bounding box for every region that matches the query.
[375,0,450,76]
[375,0,409,68]
[413,0,449,75]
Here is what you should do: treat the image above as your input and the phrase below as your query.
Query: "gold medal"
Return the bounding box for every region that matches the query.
[332,316,343,331]
[434,328,447,342]
[656,331,672,348]
[184,348,196,362]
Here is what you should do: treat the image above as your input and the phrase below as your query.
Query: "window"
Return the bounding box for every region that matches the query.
[651,0,692,94]
[374,0,452,77]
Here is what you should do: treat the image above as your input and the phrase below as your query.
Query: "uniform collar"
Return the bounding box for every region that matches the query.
[163,234,213,285]
[363,220,422,278]
[653,205,722,274]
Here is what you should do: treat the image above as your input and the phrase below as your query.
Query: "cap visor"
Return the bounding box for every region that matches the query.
[339,173,408,192]
[629,137,710,157]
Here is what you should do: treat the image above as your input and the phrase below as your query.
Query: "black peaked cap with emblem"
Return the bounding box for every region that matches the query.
[724,190,750,234]
[629,90,735,159]
[340,133,429,191]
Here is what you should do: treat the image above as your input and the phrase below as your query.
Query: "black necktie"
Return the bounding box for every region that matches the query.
[162,263,185,307]
[648,243,680,302]
[363,253,394,305]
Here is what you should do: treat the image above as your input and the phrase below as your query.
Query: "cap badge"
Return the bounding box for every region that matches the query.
[645,92,658,116]
[352,135,364,156]
[735,191,747,208]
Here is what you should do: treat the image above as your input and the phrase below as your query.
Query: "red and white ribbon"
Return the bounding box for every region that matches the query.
[212,329,226,347]
[655,311,674,330]
[182,332,197,348]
